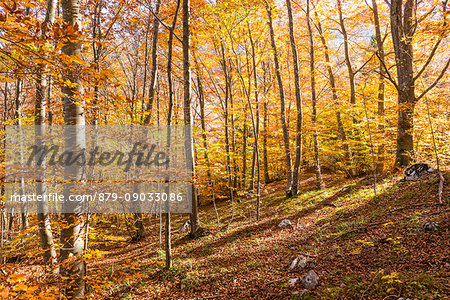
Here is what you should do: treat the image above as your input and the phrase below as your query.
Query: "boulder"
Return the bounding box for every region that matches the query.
[178,221,190,234]
[301,270,319,289]
[278,219,293,229]
[424,222,439,232]
[404,163,434,181]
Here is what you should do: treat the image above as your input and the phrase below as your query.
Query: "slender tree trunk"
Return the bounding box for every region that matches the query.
[183,0,200,237]
[266,4,293,196]
[13,79,28,230]
[337,0,356,122]
[286,0,303,196]
[163,0,180,269]
[262,63,270,184]
[314,10,353,174]
[248,23,261,220]
[372,0,385,172]
[219,42,234,204]
[307,0,324,190]
[194,56,220,225]
[143,0,162,125]
[60,0,86,297]
[35,0,57,267]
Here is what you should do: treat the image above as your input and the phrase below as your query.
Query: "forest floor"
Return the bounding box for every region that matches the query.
[1,171,449,299]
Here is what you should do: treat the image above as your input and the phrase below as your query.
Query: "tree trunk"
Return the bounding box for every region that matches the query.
[60,0,86,298]
[337,0,356,120]
[194,55,220,225]
[183,0,200,237]
[219,41,234,203]
[314,10,353,174]
[248,23,261,220]
[143,0,161,125]
[372,0,385,172]
[266,4,293,196]
[307,0,324,190]
[35,0,57,268]
[286,0,303,196]
[163,0,180,269]
[390,0,415,167]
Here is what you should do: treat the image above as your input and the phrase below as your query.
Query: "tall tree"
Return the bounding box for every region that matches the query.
[337,0,356,123]
[388,0,449,166]
[285,0,303,195]
[183,0,201,236]
[371,0,386,172]
[60,0,86,297]
[35,0,57,267]
[307,0,324,190]
[266,3,293,197]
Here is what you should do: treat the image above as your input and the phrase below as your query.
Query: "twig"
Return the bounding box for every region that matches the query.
[360,270,382,299]
[196,295,224,300]
[263,276,289,286]
[438,172,445,205]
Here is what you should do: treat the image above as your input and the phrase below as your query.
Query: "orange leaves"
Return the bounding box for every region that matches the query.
[6,273,26,283]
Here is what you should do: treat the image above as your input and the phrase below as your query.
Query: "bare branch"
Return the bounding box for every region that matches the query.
[416,57,450,102]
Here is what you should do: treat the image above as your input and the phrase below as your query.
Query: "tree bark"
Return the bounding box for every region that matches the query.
[285,0,303,195]
[35,0,57,268]
[390,0,415,167]
[314,9,353,174]
[337,0,356,122]
[143,0,162,125]
[266,4,293,196]
[60,0,86,297]
[248,24,261,220]
[183,0,200,237]
[371,0,385,172]
[307,0,324,190]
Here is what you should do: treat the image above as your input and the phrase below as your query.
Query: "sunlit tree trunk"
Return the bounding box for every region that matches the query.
[183,0,200,236]
[286,0,303,196]
[266,4,293,197]
[35,0,57,267]
[60,0,86,297]
[371,0,385,172]
[307,0,324,190]
[337,0,356,122]
[314,10,353,175]
[248,23,261,220]
[390,0,415,167]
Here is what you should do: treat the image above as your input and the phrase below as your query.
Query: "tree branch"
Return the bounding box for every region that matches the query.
[416,57,450,102]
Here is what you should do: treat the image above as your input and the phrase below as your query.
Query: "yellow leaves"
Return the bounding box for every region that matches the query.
[351,247,361,255]
[6,273,26,283]
[64,79,79,89]
[356,239,375,247]
[0,76,16,83]
[381,271,402,285]
[84,249,109,259]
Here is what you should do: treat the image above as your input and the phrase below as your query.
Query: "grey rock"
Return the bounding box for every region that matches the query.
[289,255,315,270]
[178,221,190,233]
[278,219,293,228]
[302,270,319,289]
[424,222,439,232]
[288,278,298,287]
[404,163,434,181]
[340,283,346,288]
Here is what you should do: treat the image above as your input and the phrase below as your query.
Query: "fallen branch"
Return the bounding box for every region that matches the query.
[196,294,224,300]
[263,276,289,286]
[438,172,444,204]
